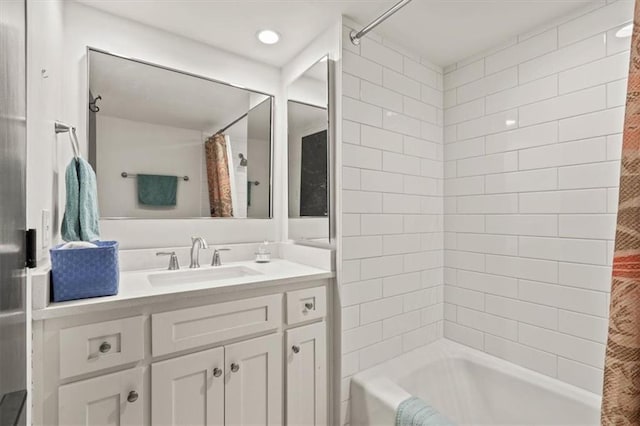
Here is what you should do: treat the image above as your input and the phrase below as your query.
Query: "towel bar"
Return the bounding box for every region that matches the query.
[121,172,189,181]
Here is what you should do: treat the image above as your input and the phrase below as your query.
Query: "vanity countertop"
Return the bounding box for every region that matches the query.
[33,259,334,320]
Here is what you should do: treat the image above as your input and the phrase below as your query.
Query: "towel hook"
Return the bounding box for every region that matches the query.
[89,95,101,113]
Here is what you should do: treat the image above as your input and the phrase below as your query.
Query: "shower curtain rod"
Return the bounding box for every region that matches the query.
[215,100,269,135]
[216,113,248,135]
[350,0,413,45]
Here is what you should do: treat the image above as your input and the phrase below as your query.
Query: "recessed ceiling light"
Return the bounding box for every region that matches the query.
[616,23,633,38]
[257,30,280,45]
[505,119,516,127]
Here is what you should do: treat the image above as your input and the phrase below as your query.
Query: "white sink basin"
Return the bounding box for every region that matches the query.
[148,265,262,287]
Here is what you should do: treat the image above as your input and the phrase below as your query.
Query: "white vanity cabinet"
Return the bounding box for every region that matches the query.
[33,280,331,426]
[152,347,225,426]
[286,322,327,426]
[58,367,144,426]
[226,333,283,425]
[152,334,283,426]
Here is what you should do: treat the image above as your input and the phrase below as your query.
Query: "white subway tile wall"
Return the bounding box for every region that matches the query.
[443,0,632,396]
[341,23,444,425]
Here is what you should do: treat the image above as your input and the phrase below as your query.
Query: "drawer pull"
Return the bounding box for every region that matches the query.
[127,390,138,403]
[292,345,300,354]
[99,342,111,354]
[230,363,240,373]
[213,367,222,378]
[304,302,314,310]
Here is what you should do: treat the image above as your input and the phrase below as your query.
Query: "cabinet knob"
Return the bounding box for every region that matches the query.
[213,367,222,378]
[99,342,111,353]
[127,390,138,403]
[304,302,314,310]
[230,363,240,373]
[292,345,301,354]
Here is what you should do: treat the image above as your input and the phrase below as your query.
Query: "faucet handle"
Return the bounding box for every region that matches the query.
[211,248,231,266]
[157,251,180,270]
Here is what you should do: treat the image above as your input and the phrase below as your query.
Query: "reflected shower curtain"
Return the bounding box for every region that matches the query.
[205,133,233,217]
[602,3,640,424]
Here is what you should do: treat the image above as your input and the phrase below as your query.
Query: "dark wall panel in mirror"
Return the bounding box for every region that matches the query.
[88,49,273,219]
[300,130,328,217]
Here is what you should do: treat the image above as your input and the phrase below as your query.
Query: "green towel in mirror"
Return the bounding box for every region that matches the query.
[137,174,178,206]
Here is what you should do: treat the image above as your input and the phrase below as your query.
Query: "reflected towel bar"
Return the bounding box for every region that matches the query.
[121,172,189,181]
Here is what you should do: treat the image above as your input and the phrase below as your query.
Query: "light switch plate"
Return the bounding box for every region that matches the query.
[41,209,50,248]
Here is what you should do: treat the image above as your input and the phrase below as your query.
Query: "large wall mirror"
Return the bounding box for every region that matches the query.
[88,49,273,219]
[287,56,330,244]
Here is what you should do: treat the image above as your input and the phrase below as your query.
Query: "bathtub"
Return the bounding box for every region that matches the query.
[351,340,601,425]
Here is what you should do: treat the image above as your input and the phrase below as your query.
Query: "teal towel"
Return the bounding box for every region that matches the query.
[61,158,100,242]
[396,397,454,426]
[137,174,178,206]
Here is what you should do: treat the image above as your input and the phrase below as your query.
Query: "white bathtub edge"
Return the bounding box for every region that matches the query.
[350,338,602,425]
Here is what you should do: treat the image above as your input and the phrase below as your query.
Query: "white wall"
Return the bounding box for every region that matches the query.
[442,0,632,395]
[289,74,328,107]
[339,20,445,426]
[27,0,64,262]
[246,100,272,218]
[97,115,204,218]
[61,1,283,248]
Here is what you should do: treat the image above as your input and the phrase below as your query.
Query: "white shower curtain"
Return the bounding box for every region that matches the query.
[224,135,239,217]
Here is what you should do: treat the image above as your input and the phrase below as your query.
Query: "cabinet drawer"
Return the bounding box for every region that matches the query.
[286,286,326,325]
[152,294,282,356]
[59,367,144,426]
[59,315,145,379]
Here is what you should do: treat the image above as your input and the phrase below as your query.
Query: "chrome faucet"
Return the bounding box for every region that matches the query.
[211,248,231,267]
[189,236,208,268]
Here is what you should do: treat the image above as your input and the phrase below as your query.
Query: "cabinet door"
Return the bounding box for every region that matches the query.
[225,333,283,426]
[152,347,224,426]
[286,322,327,425]
[58,367,143,426]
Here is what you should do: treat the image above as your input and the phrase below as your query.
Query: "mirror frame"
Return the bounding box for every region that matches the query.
[86,46,276,220]
[286,55,337,249]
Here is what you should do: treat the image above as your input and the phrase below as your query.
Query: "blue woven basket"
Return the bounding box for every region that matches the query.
[50,241,119,302]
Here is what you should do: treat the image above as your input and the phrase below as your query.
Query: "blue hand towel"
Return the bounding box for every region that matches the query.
[61,158,100,242]
[137,174,178,206]
[396,397,454,426]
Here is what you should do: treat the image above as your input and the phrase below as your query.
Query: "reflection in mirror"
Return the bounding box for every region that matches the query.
[287,56,329,244]
[88,49,272,219]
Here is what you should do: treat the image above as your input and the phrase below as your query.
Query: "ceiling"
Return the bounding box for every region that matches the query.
[78,0,594,67]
